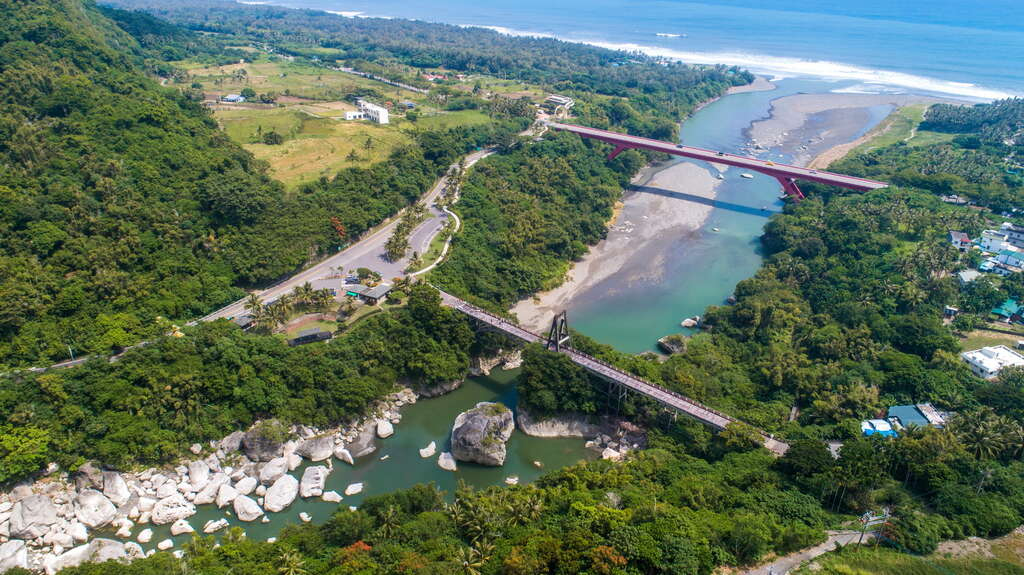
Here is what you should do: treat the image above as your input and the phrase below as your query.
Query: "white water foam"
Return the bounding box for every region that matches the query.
[324,10,365,17]
[576,39,1014,102]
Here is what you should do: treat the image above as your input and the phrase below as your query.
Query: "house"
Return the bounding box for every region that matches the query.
[1000,222,1024,249]
[961,345,1024,379]
[344,111,365,120]
[288,328,333,347]
[958,269,982,285]
[232,315,254,330]
[356,99,389,124]
[996,250,1024,268]
[887,403,947,430]
[222,94,246,103]
[979,229,1011,253]
[992,298,1023,322]
[944,306,960,318]
[542,94,575,113]
[399,101,416,109]
[861,419,897,438]
[344,283,392,305]
[948,231,972,251]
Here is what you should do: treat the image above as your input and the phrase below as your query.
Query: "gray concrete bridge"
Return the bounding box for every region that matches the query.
[438,290,789,456]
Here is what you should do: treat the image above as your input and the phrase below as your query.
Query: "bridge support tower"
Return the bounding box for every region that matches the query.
[546,311,571,352]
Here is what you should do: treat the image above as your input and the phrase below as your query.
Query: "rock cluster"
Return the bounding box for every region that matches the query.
[450,402,515,466]
[0,387,420,573]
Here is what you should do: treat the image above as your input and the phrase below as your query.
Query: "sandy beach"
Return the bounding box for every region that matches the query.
[748,92,937,166]
[511,160,721,330]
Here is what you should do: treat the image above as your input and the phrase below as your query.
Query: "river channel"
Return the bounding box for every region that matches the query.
[120,78,890,551]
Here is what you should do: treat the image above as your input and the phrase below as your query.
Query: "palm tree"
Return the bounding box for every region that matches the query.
[277,549,307,575]
[455,546,485,575]
[952,410,1009,460]
[293,282,315,309]
[244,293,263,315]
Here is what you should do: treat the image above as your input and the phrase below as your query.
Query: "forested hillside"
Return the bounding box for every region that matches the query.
[0,0,503,368]
[0,0,307,366]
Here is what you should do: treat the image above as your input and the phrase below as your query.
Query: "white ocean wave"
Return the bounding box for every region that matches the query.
[470,25,556,39]
[324,10,364,17]
[236,1,271,4]
[599,40,1016,101]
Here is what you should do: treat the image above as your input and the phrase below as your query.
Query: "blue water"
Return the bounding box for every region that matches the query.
[265,0,1024,100]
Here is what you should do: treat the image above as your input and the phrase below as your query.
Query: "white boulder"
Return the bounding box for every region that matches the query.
[259,457,289,486]
[216,483,239,508]
[321,491,342,503]
[75,489,117,528]
[419,441,437,458]
[438,452,457,472]
[376,420,394,439]
[334,446,354,465]
[151,494,196,525]
[10,495,59,539]
[0,540,28,572]
[263,475,298,512]
[202,518,229,534]
[299,512,312,523]
[170,519,194,536]
[102,472,131,506]
[234,476,258,496]
[233,495,263,522]
[193,473,230,506]
[344,483,363,496]
[137,528,153,543]
[299,466,328,498]
[188,461,211,492]
[157,539,173,551]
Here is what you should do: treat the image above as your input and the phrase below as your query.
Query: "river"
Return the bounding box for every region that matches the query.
[115,77,890,552]
[117,369,594,549]
[570,77,893,352]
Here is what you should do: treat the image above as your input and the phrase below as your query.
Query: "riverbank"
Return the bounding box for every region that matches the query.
[747,92,941,168]
[510,158,722,330]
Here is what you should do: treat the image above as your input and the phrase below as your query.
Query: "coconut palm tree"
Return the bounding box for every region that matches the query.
[277,549,307,575]
[455,546,485,575]
[293,282,316,309]
[244,293,263,315]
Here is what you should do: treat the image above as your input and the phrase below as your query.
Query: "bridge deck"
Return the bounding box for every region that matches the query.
[547,122,888,193]
[439,291,789,455]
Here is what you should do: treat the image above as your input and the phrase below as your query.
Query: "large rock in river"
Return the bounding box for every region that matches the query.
[151,494,196,525]
[450,402,515,466]
[9,494,59,539]
[241,423,286,462]
[295,435,334,462]
[75,489,117,528]
[299,466,328,498]
[264,475,298,512]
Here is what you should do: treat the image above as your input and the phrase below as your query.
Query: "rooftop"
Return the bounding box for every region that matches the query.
[992,298,1022,317]
[962,345,1024,373]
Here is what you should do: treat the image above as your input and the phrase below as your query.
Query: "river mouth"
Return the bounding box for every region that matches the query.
[116,369,595,549]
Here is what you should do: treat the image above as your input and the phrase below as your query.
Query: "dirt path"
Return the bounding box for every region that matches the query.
[744,530,873,574]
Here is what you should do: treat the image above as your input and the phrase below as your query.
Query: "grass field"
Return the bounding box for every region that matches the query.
[795,547,1024,574]
[414,109,493,130]
[187,60,424,102]
[853,103,956,155]
[215,107,412,189]
[959,326,1024,351]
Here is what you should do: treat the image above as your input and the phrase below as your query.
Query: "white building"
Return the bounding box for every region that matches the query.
[980,229,1011,253]
[344,111,365,121]
[961,345,1024,379]
[357,100,389,124]
[1000,222,1024,249]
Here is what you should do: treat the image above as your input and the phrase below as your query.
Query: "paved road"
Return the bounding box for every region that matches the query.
[201,149,493,322]
[743,530,874,575]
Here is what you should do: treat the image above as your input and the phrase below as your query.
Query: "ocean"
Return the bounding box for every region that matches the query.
[252,0,1024,101]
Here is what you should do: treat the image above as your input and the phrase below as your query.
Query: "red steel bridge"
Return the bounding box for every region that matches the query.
[547,122,888,200]
[438,289,789,456]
